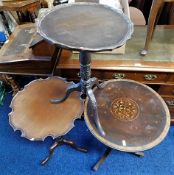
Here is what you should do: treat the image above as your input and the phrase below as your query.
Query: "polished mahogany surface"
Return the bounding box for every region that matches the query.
[85,79,170,152]
[9,77,83,141]
[38,3,133,51]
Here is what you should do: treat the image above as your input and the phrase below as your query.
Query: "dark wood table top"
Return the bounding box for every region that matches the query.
[38,3,133,51]
[85,79,170,152]
[9,77,83,140]
[0,0,41,11]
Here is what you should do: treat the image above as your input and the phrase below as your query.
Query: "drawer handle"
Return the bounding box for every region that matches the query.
[166,100,174,106]
[77,72,80,78]
[144,74,157,81]
[113,73,126,79]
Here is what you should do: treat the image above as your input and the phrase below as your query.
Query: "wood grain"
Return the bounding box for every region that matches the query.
[9,77,84,140]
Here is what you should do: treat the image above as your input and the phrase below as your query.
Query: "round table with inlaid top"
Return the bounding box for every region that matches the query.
[84,79,170,170]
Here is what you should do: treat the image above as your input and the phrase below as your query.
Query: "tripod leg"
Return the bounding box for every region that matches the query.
[50,82,81,104]
[90,77,103,89]
[63,139,88,153]
[87,88,105,136]
[92,148,112,171]
[41,139,62,165]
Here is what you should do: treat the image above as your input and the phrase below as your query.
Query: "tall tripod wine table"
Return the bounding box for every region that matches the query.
[37,3,133,136]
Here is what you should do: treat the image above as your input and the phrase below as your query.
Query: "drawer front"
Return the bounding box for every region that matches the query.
[162,96,174,107]
[160,96,174,124]
[92,71,135,80]
[169,111,174,124]
[92,71,167,83]
[158,85,174,96]
[167,74,174,83]
[162,96,174,114]
[134,72,167,83]
[60,70,136,80]
[60,69,168,83]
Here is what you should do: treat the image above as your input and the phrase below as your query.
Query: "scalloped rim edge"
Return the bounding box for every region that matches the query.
[37,2,134,52]
[9,76,84,141]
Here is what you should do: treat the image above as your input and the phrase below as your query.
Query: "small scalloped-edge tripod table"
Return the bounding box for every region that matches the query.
[9,77,87,165]
[37,2,133,136]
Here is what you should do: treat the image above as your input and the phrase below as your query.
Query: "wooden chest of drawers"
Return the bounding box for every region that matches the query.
[57,26,174,124]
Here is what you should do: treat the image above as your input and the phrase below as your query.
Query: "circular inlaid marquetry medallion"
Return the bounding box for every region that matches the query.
[111,97,139,122]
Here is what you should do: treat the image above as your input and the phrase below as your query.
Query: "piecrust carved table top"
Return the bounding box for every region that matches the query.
[9,77,83,141]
